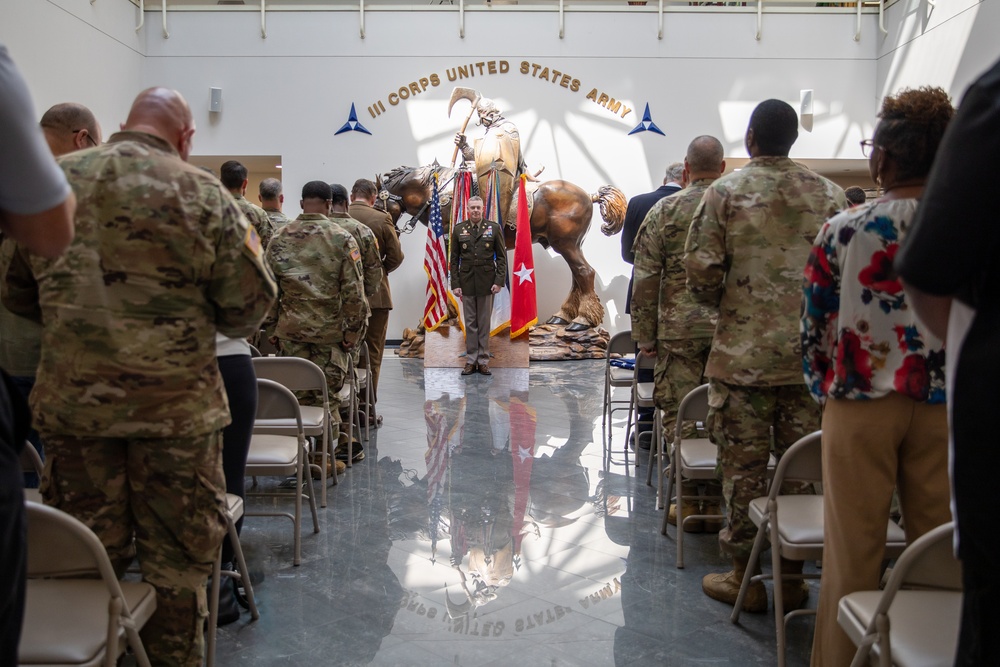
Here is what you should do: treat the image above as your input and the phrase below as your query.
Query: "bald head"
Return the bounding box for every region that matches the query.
[40,102,102,157]
[122,87,196,160]
[686,135,725,175]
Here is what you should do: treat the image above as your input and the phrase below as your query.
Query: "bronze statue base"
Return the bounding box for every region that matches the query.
[396,321,609,361]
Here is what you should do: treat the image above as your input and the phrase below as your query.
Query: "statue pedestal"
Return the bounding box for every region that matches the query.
[424,327,529,368]
[400,321,610,363]
[528,323,610,361]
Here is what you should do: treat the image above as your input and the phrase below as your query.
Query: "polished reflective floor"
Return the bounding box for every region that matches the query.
[218,358,815,666]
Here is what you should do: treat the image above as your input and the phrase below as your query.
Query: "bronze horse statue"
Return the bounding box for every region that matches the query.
[376,164,627,330]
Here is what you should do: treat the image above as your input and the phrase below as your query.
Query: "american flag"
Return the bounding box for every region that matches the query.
[423,174,450,331]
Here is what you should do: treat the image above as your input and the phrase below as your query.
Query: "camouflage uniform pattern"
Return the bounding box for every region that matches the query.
[235,195,275,250]
[266,213,366,415]
[631,178,719,344]
[42,432,227,666]
[263,206,291,233]
[684,157,847,386]
[328,211,383,302]
[631,179,718,436]
[684,156,841,556]
[2,130,276,667]
[3,131,277,439]
[707,381,818,557]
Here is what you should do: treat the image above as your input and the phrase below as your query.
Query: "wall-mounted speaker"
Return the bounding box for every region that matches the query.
[209,87,223,113]
[800,89,814,132]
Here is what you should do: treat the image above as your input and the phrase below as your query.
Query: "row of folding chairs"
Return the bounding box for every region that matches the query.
[16,344,378,666]
[650,386,959,666]
[605,338,962,666]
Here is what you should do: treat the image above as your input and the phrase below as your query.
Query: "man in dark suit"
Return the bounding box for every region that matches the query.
[621,162,684,448]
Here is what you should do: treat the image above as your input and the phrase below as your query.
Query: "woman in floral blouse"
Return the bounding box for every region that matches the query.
[801,87,955,667]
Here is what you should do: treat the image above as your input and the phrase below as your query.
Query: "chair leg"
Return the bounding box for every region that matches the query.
[227,516,259,621]
[661,443,676,536]
[206,548,222,666]
[771,520,787,667]
[655,412,665,508]
[731,518,770,623]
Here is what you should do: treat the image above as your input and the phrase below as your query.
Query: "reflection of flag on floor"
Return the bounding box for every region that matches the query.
[485,168,511,336]
[509,396,537,555]
[424,395,465,561]
[511,174,537,338]
[423,174,452,331]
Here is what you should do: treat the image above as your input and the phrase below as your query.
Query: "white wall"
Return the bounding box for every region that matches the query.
[138,8,879,337]
[6,3,993,338]
[878,0,1000,102]
[0,0,145,138]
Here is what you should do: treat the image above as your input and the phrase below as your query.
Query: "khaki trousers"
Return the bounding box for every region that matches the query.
[462,293,493,365]
[810,394,951,667]
[363,308,389,406]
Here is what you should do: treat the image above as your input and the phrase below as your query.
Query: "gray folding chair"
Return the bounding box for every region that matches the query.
[730,431,908,667]
[252,355,338,507]
[245,378,320,566]
[19,501,157,667]
[658,384,721,566]
[602,330,635,458]
[838,521,961,667]
[206,493,260,667]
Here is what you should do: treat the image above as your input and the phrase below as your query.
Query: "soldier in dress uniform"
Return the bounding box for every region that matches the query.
[449,196,507,376]
[348,178,404,421]
[222,160,275,250]
[3,87,276,666]
[684,99,847,613]
[631,136,725,533]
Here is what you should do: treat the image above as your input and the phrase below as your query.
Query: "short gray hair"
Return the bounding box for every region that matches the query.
[259,178,282,200]
[664,162,685,184]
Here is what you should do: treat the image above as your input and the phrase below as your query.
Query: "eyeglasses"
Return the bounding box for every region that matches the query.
[72,129,98,147]
[860,139,878,158]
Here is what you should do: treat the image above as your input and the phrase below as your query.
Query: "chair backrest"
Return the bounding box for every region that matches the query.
[888,521,962,592]
[253,356,327,398]
[248,344,262,358]
[675,384,709,439]
[606,330,636,360]
[21,441,43,477]
[25,501,120,586]
[768,431,823,494]
[255,378,305,432]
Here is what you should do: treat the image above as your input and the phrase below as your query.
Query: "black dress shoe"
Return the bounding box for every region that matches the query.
[461,363,477,375]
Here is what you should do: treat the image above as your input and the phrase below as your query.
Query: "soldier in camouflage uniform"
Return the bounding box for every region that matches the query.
[258,177,291,231]
[631,136,724,533]
[684,100,847,612]
[265,181,366,458]
[2,87,277,666]
[222,160,275,249]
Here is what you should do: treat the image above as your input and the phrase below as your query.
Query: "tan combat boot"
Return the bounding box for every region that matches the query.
[702,556,767,613]
[779,557,810,611]
[667,483,704,532]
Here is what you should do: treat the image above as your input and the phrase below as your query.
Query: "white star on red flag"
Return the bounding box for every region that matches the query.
[514,262,534,285]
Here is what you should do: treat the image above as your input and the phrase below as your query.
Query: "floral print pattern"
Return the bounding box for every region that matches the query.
[801,200,946,404]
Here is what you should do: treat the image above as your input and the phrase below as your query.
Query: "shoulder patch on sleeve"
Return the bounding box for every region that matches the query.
[245,225,263,257]
[350,247,361,262]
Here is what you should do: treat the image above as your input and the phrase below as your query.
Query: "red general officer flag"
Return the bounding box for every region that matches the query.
[510,173,537,338]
